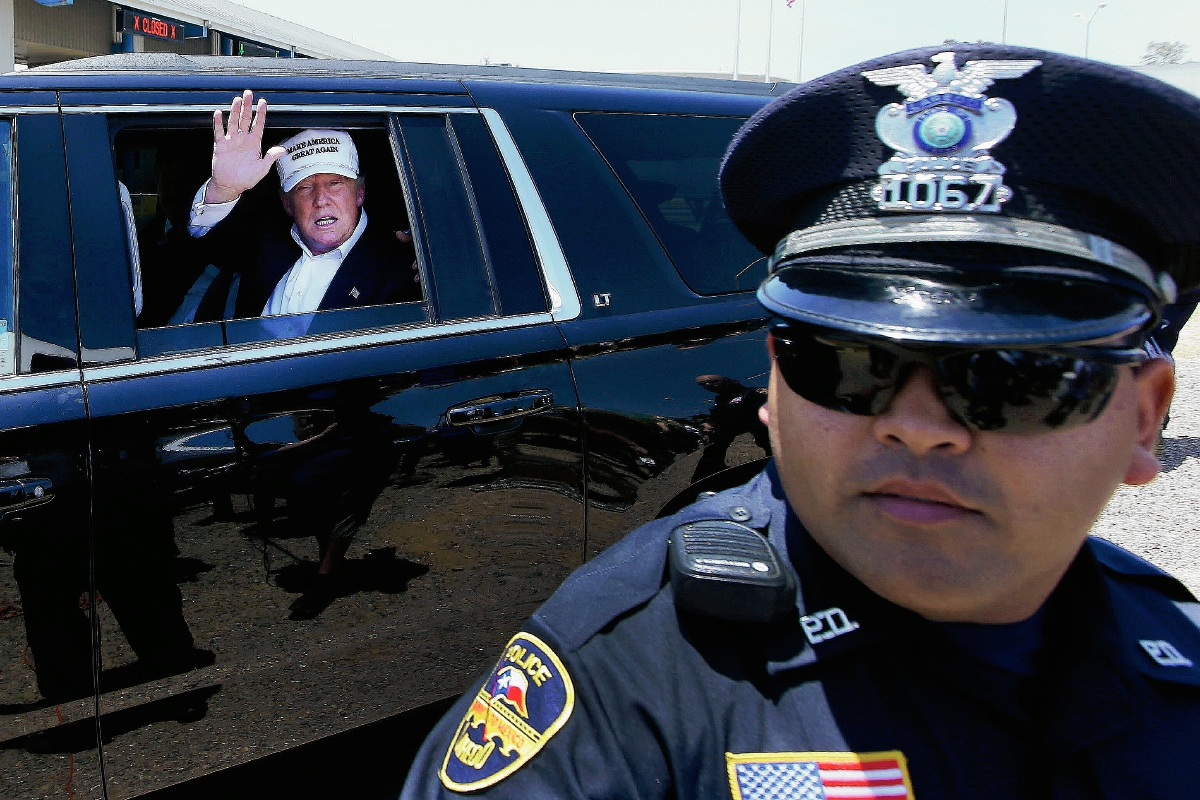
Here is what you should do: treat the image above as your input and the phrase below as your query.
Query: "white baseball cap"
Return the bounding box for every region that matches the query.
[276,129,359,192]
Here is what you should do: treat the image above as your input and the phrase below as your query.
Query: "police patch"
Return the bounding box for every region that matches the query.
[727,751,915,800]
[439,632,575,792]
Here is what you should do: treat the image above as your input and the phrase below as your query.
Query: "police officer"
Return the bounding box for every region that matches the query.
[400,44,1200,799]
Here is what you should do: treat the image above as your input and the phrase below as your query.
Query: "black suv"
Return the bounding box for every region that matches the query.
[0,55,785,800]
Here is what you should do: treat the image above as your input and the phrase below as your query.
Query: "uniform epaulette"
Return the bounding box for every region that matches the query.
[532,476,771,651]
[1090,537,1197,603]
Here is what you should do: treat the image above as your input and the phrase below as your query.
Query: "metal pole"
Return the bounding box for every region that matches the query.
[1076,3,1107,60]
[733,0,742,80]
[796,0,806,82]
[1001,0,1009,44]
[764,0,774,83]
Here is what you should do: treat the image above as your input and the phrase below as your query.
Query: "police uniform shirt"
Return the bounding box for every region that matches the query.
[400,464,1200,800]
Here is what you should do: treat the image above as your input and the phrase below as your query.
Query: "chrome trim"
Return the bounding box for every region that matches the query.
[0,107,58,115]
[61,104,478,115]
[771,215,1170,301]
[0,369,81,393]
[83,312,554,383]
[478,107,581,322]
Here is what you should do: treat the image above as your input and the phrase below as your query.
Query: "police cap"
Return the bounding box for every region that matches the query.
[720,44,1200,347]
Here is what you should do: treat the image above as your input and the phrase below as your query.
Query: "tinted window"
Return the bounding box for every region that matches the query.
[575,113,766,295]
[69,113,138,363]
[15,115,77,372]
[397,115,497,321]
[0,120,13,375]
[450,114,547,316]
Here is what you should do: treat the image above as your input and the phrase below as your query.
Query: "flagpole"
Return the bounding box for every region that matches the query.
[796,0,806,82]
[764,0,775,83]
[733,0,742,80]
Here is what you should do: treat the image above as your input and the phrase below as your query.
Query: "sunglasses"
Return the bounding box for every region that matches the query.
[769,322,1147,433]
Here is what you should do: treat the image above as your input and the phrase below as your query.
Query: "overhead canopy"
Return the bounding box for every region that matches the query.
[113,0,390,60]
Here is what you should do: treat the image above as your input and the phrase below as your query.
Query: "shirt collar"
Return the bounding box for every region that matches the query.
[763,500,912,676]
[290,208,368,261]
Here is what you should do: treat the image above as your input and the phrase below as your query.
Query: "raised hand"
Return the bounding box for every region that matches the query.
[205,90,287,204]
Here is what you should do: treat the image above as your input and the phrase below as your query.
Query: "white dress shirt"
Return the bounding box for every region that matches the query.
[188,180,368,316]
[187,180,240,237]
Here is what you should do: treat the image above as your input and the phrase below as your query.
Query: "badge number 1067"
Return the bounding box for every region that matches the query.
[876,173,1007,213]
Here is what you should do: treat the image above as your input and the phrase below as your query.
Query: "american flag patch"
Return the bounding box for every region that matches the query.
[726,751,914,800]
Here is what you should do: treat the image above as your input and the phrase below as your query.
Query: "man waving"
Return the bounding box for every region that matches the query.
[186,90,418,320]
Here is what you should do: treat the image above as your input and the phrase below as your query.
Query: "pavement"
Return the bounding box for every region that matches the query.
[1093,321,1200,597]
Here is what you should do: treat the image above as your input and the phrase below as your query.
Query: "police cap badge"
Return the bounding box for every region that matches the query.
[720,44,1200,347]
[440,632,574,792]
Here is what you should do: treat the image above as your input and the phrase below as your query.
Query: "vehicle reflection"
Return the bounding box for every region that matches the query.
[0,405,103,800]
[87,348,584,798]
[1,454,92,705]
[574,322,772,559]
[690,374,769,483]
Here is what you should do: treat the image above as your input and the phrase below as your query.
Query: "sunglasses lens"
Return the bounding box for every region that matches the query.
[773,330,902,416]
[936,350,1120,432]
[772,324,1126,433]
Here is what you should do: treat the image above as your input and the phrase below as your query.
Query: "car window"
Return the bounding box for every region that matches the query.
[99,110,548,360]
[574,113,767,296]
[395,115,497,321]
[0,120,14,375]
[110,116,428,356]
[449,114,547,316]
[17,114,78,373]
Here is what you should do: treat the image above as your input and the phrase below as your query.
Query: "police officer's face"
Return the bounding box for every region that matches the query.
[281,172,365,256]
[761,343,1175,624]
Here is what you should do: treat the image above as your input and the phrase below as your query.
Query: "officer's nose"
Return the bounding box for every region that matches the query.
[872,366,972,456]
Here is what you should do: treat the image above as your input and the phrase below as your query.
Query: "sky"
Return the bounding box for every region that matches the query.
[232,0,1199,82]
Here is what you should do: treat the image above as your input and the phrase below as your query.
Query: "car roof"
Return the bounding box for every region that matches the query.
[8,54,794,96]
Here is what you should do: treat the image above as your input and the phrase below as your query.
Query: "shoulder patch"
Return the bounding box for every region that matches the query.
[439,632,575,792]
[726,751,915,800]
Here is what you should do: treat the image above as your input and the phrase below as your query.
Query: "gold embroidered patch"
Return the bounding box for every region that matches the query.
[439,632,575,792]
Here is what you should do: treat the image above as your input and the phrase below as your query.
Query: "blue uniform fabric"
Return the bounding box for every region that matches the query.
[937,608,1047,677]
[400,463,1200,799]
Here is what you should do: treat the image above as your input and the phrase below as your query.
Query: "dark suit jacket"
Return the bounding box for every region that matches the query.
[190,184,419,321]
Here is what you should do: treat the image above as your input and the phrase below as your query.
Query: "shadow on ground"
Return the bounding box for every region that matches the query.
[272,547,429,619]
[1161,435,1200,473]
[0,686,221,754]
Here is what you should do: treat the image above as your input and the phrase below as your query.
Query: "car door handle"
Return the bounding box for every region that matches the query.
[0,476,54,520]
[446,390,554,427]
